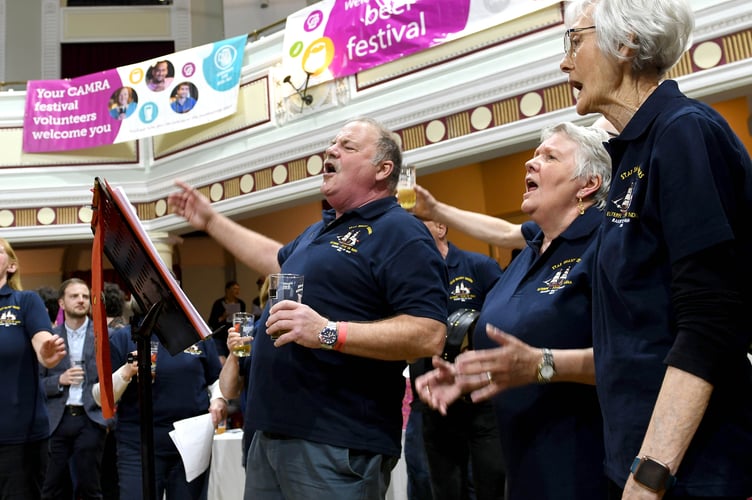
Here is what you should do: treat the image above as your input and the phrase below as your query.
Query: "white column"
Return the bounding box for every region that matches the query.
[149,232,175,271]
[0,0,6,82]
[41,0,60,79]
[172,0,192,51]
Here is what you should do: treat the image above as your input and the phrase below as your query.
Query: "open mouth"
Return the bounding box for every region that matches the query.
[323,161,337,174]
[526,178,538,192]
[570,81,582,98]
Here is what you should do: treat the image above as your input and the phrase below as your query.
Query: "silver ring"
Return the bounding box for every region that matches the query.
[486,371,493,384]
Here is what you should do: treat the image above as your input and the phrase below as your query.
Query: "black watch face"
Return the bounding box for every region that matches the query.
[635,458,670,491]
[320,328,337,346]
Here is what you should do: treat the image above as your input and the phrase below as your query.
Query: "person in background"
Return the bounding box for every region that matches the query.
[104,282,128,330]
[219,275,270,466]
[560,0,752,497]
[168,117,448,499]
[94,324,227,500]
[250,276,265,318]
[35,285,60,326]
[102,281,128,500]
[407,220,505,500]
[170,82,197,114]
[418,122,612,500]
[40,278,112,500]
[0,237,66,500]
[208,280,247,360]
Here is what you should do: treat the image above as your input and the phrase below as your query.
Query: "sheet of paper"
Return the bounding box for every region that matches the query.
[168,413,215,482]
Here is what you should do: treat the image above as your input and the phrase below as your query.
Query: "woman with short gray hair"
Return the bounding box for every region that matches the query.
[561,0,752,497]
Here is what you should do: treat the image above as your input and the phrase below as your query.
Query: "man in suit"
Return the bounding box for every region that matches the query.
[40,278,112,500]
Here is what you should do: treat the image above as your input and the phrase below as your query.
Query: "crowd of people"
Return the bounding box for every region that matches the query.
[2,0,752,499]
[0,241,227,499]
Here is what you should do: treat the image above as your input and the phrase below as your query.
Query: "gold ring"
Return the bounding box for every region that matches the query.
[425,384,432,396]
[486,371,493,384]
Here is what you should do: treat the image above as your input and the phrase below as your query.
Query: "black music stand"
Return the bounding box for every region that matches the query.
[91,177,211,500]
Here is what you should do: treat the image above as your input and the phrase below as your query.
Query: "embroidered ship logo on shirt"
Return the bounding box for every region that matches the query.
[617,180,635,215]
[338,230,359,247]
[537,258,579,295]
[0,306,20,326]
[330,224,372,254]
[607,165,643,226]
[449,277,476,303]
[184,344,203,355]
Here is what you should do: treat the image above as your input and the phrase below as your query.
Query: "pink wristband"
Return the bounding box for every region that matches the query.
[334,322,347,351]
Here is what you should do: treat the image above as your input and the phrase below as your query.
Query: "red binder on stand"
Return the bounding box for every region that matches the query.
[91,177,211,355]
[91,177,211,500]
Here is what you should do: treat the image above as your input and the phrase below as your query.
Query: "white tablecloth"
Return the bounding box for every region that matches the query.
[207,429,408,500]
[387,440,408,500]
[209,429,245,500]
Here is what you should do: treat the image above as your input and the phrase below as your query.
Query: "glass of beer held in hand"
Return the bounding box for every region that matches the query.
[232,312,254,357]
[397,165,416,210]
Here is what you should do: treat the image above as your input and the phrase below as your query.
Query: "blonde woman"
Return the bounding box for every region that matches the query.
[0,238,66,499]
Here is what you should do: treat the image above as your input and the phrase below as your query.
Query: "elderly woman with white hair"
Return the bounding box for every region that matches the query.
[560,0,752,498]
[416,122,612,499]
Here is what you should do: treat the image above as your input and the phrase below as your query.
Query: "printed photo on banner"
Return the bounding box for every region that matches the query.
[170,82,199,114]
[22,34,247,154]
[146,60,175,92]
[108,87,138,121]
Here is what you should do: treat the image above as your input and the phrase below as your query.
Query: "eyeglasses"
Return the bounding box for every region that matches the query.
[563,26,596,56]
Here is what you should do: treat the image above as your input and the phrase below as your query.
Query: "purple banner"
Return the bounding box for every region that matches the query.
[23,35,246,153]
[25,71,124,152]
[283,0,560,84]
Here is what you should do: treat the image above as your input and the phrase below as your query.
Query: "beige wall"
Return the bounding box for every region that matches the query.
[714,97,752,153]
[4,0,42,82]
[191,0,225,47]
[15,247,64,291]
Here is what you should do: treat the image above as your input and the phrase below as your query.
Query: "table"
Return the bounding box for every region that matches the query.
[207,429,408,500]
[387,442,408,500]
[209,429,245,500]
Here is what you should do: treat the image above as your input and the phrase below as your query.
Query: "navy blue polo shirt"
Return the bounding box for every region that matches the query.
[246,196,448,457]
[0,285,53,444]
[409,242,502,408]
[594,80,752,494]
[444,242,502,314]
[108,327,222,428]
[473,208,605,500]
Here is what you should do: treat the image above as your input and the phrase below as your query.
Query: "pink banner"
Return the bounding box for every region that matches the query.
[23,36,246,153]
[283,0,560,83]
[25,71,124,152]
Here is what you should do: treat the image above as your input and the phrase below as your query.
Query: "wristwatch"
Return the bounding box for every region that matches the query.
[630,456,676,492]
[318,321,338,350]
[537,348,556,383]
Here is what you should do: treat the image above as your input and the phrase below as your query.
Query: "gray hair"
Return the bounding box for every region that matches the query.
[540,122,612,210]
[565,0,694,78]
[344,117,403,189]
